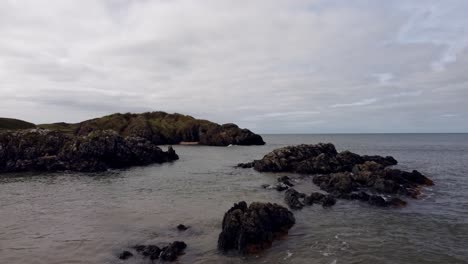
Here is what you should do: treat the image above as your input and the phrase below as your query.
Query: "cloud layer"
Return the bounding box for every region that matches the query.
[1,0,467,132]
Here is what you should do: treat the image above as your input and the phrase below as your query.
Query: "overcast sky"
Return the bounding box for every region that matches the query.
[1,0,467,133]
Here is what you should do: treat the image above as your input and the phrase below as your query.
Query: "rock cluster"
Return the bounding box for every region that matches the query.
[0,129,179,173]
[244,144,397,174]
[119,241,187,262]
[284,188,336,209]
[218,201,295,254]
[240,143,433,207]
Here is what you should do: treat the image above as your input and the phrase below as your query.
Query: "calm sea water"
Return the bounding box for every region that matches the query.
[1,134,467,264]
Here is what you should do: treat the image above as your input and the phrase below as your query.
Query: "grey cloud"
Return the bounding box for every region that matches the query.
[0,0,467,132]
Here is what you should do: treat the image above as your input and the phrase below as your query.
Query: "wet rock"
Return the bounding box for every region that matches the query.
[237,162,254,168]
[177,224,189,231]
[275,183,290,191]
[304,192,326,205]
[284,188,305,209]
[160,241,187,261]
[321,195,337,207]
[388,197,408,208]
[0,129,179,173]
[118,251,133,260]
[362,155,398,167]
[142,245,161,260]
[218,201,295,254]
[246,143,397,174]
[278,176,294,187]
[349,191,371,201]
[368,195,388,207]
[318,172,356,194]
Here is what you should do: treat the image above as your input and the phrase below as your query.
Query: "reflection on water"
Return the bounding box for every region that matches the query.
[1,134,468,263]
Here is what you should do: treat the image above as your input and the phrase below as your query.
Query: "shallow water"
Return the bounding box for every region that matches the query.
[1,134,468,264]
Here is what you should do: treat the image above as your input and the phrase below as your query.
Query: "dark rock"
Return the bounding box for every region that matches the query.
[237,162,254,168]
[362,155,398,167]
[278,176,294,187]
[319,172,355,194]
[0,129,178,173]
[160,241,187,261]
[349,191,370,201]
[284,188,305,210]
[304,192,326,205]
[118,251,133,260]
[133,244,146,253]
[321,195,337,207]
[388,197,408,208]
[142,245,161,260]
[218,201,295,254]
[275,183,289,192]
[368,195,388,207]
[177,224,189,231]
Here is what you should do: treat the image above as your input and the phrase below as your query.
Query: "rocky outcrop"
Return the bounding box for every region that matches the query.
[0,129,178,173]
[249,143,397,174]
[39,112,265,146]
[218,201,295,254]
[314,161,433,200]
[241,143,433,207]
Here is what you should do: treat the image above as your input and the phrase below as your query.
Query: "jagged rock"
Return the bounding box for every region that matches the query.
[304,192,326,205]
[303,192,336,207]
[237,162,254,168]
[368,195,388,207]
[247,143,397,174]
[177,224,189,231]
[321,195,337,207]
[278,176,294,187]
[0,129,178,173]
[141,245,161,260]
[315,172,356,194]
[284,188,305,209]
[218,201,295,254]
[160,241,187,261]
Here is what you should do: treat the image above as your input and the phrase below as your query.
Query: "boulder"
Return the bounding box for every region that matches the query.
[218,201,295,254]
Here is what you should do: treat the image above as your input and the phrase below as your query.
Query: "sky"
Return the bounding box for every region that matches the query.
[0,0,467,133]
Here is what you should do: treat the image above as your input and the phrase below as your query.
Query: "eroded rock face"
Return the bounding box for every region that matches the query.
[218,201,295,254]
[0,129,179,173]
[249,143,397,174]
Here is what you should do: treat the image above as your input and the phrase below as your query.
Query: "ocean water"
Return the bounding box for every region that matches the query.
[1,134,467,264]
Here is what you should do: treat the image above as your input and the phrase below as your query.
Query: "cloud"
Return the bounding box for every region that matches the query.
[0,0,467,132]
[330,98,379,108]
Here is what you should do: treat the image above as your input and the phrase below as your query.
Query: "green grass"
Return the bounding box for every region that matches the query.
[0,117,36,130]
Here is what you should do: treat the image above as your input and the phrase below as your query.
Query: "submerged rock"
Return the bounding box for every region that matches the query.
[118,251,133,260]
[160,241,187,261]
[0,129,179,173]
[284,188,305,209]
[177,224,189,231]
[126,242,187,262]
[218,201,295,254]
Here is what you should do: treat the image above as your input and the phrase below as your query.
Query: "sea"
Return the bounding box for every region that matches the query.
[1,134,467,264]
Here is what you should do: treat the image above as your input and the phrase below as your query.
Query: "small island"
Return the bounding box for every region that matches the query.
[0,112,264,173]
